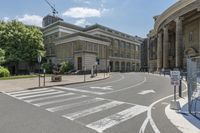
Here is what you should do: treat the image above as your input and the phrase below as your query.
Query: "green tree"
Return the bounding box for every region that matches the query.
[0,48,5,65]
[0,20,44,73]
[60,61,74,74]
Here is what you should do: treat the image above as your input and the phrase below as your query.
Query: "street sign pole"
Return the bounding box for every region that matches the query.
[84,67,86,82]
[43,69,46,87]
[174,86,176,102]
[179,78,182,97]
[37,56,42,87]
[39,69,41,87]
[170,70,181,110]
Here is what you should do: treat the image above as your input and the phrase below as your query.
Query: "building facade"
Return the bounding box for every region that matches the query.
[42,15,142,72]
[148,0,200,72]
[140,38,148,72]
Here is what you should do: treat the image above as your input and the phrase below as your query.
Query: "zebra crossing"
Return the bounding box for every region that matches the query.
[3,88,148,133]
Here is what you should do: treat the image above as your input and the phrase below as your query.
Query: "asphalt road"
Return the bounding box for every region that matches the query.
[0,72,186,133]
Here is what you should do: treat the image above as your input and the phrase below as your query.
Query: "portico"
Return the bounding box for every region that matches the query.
[148,0,200,71]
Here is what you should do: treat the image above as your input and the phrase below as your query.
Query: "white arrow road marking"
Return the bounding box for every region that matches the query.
[46,98,104,112]
[63,101,124,120]
[53,86,105,95]
[86,105,148,133]
[90,86,113,90]
[34,95,86,107]
[139,81,188,133]
[138,90,155,95]
[25,93,74,103]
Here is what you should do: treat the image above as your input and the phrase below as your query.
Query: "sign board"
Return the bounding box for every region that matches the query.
[37,56,42,63]
[170,71,180,86]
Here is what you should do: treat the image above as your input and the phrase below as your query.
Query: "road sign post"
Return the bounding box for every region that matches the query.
[37,56,42,87]
[170,71,181,110]
[43,69,46,87]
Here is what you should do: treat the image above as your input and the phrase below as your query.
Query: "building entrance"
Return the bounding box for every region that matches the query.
[77,57,82,70]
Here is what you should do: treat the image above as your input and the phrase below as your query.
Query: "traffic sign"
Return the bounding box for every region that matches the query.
[37,55,42,63]
[170,71,180,86]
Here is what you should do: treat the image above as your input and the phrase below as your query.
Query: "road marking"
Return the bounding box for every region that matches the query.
[46,98,104,112]
[17,91,64,100]
[6,88,50,95]
[139,76,188,133]
[74,73,124,89]
[63,101,124,120]
[34,95,86,107]
[138,90,155,95]
[86,105,148,133]
[11,89,56,97]
[53,86,105,95]
[90,86,113,91]
[105,77,147,94]
[25,93,74,103]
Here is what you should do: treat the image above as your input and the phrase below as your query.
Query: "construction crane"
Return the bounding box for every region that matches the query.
[44,0,58,16]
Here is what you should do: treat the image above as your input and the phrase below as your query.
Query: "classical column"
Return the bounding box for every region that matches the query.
[163,26,169,69]
[175,17,183,68]
[157,32,163,70]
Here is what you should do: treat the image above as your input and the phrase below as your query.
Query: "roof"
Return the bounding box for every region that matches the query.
[56,32,111,42]
[83,24,139,41]
[42,20,84,31]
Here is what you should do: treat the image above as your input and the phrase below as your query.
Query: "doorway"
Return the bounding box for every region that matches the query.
[77,57,82,70]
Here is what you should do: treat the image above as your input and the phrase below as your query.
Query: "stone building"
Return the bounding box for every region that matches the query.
[140,38,148,72]
[42,15,142,72]
[148,0,200,72]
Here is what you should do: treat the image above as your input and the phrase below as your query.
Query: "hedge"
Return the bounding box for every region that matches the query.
[0,66,10,77]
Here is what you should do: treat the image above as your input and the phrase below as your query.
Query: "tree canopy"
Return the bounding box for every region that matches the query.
[0,48,5,65]
[0,20,44,66]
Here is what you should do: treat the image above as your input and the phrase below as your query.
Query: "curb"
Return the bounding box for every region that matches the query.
[165,99,200,133]
[1,74,111,92]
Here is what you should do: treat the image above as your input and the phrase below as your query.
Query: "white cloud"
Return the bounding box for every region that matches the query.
[62,7,101,18]
[101,8,110,14]
[75,18,91,26]
[17,14,43,27]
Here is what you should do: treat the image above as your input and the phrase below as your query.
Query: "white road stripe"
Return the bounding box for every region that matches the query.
[17,91,64,100]
[86,105,148,133]
[34,95,86,107]
[12,89,56,97]
[46,98,104,112]
[7,88,50,95]
[63,101,124,120]
[53,86,105,95]
[25,93,75,103]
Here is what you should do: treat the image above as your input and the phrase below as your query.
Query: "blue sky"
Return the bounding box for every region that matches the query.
[0,0,176,38]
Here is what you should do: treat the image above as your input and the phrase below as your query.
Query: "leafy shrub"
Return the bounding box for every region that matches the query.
[41,62,53,74]
[60,61,74,74]
[0,66,10,77]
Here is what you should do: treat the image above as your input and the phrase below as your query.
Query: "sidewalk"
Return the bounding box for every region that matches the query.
[149,73,200,132]
[165,97,200,133]
[0,73,110,92]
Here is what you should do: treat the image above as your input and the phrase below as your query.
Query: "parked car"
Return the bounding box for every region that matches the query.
[66,70,76,75]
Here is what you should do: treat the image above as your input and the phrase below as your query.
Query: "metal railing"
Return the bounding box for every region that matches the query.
[187,56,200,119]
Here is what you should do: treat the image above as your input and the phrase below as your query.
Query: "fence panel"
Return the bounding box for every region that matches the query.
[187,57,200,118]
